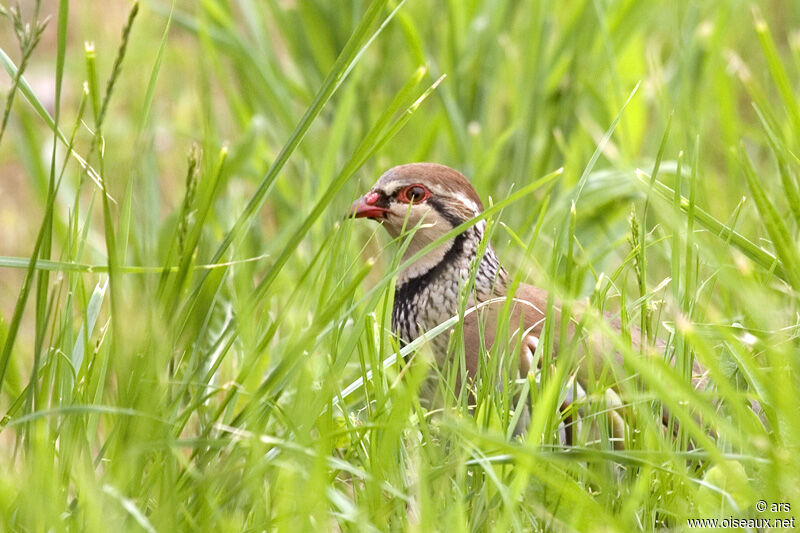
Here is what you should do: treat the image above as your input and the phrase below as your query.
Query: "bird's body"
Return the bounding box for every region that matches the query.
[392,224,508,366]
[349,162,712,441]
[353,163,563,379]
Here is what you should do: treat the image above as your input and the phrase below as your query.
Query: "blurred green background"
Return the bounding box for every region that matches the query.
[0,0,798,530]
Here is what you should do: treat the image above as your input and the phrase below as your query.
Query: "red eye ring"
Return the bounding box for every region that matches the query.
[398,184,430,204]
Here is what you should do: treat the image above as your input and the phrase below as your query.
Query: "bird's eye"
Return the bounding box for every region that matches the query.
[399,184,429,203]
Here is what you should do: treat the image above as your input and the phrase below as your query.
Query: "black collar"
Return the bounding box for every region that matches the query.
[394,231,467,305]
[394,199,472,307]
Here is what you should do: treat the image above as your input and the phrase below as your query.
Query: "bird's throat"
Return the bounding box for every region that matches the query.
[396,236,461,287]
[392,227,507,342]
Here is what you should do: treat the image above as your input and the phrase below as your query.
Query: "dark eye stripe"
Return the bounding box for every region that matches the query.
[427,198,464,227]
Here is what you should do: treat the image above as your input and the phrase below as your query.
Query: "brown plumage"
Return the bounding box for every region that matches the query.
[350,162,709,442]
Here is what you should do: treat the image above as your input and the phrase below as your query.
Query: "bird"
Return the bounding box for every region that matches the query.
[349,162,706,443]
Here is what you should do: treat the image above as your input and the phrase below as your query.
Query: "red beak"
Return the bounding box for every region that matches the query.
[349,191,389,219]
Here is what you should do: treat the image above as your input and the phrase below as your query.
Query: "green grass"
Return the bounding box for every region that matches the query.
[0,0,799,530]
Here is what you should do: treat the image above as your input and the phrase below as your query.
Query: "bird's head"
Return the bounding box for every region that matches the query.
[350,163,486,281]
[351,162,482,240]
